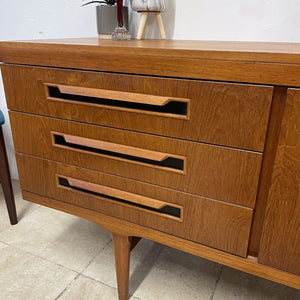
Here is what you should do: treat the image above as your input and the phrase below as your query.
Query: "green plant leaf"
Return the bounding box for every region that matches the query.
[81,0,116,7]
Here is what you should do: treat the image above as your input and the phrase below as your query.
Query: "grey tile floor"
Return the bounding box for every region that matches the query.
[0,180,299,300]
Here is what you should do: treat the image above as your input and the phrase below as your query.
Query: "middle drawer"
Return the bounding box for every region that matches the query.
[10,112,262,208]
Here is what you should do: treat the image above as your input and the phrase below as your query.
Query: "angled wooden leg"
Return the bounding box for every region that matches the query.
[0,127,17,225]
[112,233,132,300]
[155,12,166,39]
[137,12,148,40]
[141,20,147,39]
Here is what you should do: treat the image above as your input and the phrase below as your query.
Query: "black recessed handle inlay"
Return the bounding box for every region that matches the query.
[58,177,181,219]
[54,134,184,171]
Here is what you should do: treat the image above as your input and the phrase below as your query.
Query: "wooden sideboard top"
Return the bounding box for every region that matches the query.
[0,38,300,85]
[1,38,300,63]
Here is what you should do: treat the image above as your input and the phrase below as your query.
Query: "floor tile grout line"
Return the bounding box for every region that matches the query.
[0,239,81,274]
[0,231,107,275]
[209,265,224,300]
[55,272,81,300]
[55,272,142,300]
[0,190,113,275]
[78,240,144,300]
[81,272,142,300]
[0,225,132,298]
[80,239,112,275]
[80,273,139,299]
[80,273,118,290]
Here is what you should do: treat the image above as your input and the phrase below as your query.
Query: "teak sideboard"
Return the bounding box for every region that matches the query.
[0,39,299,298]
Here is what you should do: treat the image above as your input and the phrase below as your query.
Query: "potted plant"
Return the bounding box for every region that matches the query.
[82,0,129,38]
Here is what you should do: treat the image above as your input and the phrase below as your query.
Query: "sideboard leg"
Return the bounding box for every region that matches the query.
[112,233,132,300]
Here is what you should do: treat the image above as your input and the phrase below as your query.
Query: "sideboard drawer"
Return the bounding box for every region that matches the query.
[17,153,253,257]
[2,64,273,151]
[10,112,262,208]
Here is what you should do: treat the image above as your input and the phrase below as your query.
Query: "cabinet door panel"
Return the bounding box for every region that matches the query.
[259,88,300,275]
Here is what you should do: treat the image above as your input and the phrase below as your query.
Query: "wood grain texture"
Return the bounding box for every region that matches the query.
[21,190,300,290]
[10,112,262,208]
[2,39,300,292]
[258,88,300,275]
[112,233,131,300]
[50,83,188,106]
[2,64,273,151]
[60,133,180,163]
[0,39,299,86]
[16,154,253,257]
[2,39,300,63]
[248,87,287,256]
[62,175,181,211]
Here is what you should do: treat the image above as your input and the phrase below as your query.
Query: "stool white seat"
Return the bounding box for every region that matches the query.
[130,0,166,40]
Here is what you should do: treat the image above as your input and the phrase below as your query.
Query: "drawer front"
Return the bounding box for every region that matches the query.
[11,112,262,208]
[2,64,273,151]
[17,154,253,257]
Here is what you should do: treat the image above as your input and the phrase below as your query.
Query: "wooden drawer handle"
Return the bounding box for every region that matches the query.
[57,175,182,219]
[52,132,185,172]
[45,83,189,118]
[48,83,183,106]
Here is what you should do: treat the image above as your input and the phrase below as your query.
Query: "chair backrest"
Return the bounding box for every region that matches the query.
[0,109,5,126]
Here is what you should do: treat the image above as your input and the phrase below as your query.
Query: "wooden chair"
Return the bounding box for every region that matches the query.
[0,109,17,225]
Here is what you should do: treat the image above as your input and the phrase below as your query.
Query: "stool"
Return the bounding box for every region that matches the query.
[130,0,166,40]
[0,109,17,225]
[137,11,166,40]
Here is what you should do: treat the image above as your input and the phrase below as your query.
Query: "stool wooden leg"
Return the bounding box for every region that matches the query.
[141,20,147,39]
[155,12,166,39]
[137,12,148,40]
[112,233,132,300]
[0,128,17,225]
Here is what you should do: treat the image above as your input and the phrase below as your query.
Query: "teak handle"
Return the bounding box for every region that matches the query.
[46,83,185,106]
[59,133,171,162]
[59,176,168,210]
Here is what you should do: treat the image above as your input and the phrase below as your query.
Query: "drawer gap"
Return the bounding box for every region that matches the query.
[53,134,184,171]
[58,176,181,219]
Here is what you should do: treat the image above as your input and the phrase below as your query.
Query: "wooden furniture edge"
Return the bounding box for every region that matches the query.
[1,39,300,63]
[22,190,300,290]
[248,86,287,255]
[0,40,300,86]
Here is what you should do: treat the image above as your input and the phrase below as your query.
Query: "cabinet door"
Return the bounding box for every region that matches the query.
[258,88,300,275]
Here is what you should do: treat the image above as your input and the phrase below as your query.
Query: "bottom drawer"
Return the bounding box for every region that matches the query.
[16,154,253,257]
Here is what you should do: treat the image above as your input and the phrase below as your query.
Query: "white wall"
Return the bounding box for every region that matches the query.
[174,0,300,41]
[0,0,300,178]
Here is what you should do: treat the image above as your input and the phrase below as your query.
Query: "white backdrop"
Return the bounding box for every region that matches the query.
[0,0,300,178]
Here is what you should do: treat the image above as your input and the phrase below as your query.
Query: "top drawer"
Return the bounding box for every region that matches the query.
[2,64,273,151]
